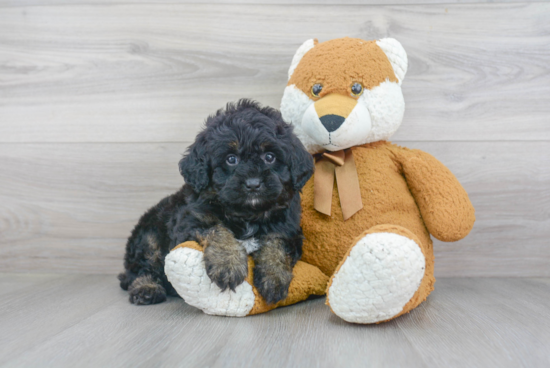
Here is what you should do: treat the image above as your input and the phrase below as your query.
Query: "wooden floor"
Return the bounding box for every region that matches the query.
[0,274,548,368]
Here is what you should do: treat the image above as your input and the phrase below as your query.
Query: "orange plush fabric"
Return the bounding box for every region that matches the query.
[303,142,428,276]
[289,38,398,98]
[299,142,474,320]
[399,150,476,242]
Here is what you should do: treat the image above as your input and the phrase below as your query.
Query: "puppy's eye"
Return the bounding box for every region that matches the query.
[351,82,363,96]
[226,154,239,166]
[263,153,276,164]
[311,83,323,97]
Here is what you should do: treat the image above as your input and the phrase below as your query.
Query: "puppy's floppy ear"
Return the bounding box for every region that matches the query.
[284,126,314,191]
[179,133,210,193]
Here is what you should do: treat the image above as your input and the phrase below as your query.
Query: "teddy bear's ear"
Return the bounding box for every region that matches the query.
[376,38,408,85]
[287,39,317,80]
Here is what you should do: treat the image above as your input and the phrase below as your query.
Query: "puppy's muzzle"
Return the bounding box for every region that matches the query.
[245,178,262,192]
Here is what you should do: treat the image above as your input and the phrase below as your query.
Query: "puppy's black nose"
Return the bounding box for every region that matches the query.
[320,114,345,132]
[245,178,261,191]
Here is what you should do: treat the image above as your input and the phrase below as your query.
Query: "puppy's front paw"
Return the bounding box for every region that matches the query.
[204,244,248,292]
[253,266,293,305]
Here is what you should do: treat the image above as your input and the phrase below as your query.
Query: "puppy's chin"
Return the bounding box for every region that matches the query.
[237,192,275,212]
[217,189,280,214]
[244,194,267,209]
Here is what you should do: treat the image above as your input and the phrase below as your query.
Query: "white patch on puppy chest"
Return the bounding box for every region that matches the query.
[238,238,260,254]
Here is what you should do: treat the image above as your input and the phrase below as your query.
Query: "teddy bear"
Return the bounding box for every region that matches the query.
[164,37,475,323]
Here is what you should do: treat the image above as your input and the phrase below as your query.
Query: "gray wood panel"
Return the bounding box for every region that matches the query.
[1,3,549,142]
[0,273,63,297]
[1,274,548,367]
[396,277,550,368]
[0,141,548,276]
[0,274,122,365]
[1,0,545,6]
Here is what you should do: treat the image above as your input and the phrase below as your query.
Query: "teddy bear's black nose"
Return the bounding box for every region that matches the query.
[320,115,345,132]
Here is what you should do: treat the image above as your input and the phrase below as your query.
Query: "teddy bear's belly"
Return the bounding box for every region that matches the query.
[300,149,432,277]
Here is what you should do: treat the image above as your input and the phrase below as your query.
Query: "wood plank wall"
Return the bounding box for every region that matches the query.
[1,2,549,276]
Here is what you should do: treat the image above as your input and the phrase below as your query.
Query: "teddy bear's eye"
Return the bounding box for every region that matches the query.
[226,154,239,166]
[351,82,363,96]
[311,84,323,97]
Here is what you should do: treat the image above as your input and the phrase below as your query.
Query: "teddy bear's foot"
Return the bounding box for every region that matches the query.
[326,226,426,324]
[165,241,329,317]
[165,241,256,317]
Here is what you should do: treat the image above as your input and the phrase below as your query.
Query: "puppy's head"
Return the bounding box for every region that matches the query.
[179,99,314,213]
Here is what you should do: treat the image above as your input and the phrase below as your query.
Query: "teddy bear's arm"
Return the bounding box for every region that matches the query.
[399,149,475,242]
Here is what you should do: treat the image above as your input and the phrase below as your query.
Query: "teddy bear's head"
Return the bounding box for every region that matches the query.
[280,37,408,153]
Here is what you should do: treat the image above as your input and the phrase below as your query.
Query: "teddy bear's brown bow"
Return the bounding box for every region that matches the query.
[314,149,363,220]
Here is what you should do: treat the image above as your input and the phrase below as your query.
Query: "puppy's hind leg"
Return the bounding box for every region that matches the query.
[120,228,170,305]
[117,269,137,291]
[128,275,167,305]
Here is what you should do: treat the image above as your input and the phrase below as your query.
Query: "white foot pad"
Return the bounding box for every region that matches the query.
[165,247,255,317]
[328,232,425,323]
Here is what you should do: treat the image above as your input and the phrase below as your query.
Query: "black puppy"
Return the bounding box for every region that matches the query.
[118,99,314,305]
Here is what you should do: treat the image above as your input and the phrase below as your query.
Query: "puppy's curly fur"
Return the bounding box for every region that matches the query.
[118,99,314,305]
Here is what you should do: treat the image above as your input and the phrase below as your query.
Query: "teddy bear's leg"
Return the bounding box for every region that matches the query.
[326,224,434,324]
[165,241,328,317]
